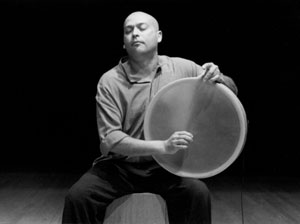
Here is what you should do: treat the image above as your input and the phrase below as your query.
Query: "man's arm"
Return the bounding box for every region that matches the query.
[110,131,193,156]
[97,81,194,157]
[219,75,238,95]
[201,62,238,95]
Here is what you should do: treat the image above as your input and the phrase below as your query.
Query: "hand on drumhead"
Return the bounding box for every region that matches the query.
[201,62,225,83]
[163,131,193,154]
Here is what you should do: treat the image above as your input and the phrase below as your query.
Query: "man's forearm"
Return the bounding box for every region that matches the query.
[221,75,238,95]
[110,136,166,157]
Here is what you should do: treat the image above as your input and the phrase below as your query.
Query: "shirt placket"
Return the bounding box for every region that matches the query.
[148,68,162,103]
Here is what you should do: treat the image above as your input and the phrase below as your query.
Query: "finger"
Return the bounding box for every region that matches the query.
[175,145,188,150]
[203,69,215,82]
[200,66,209,81]
[203,72,213,82]
[206,65,219,79]
[202,62,213,70]
[176,131,194,138]
[202,63,219,82]
[200,63,211,81]
[202,63,215,76]
[174,139,189,146]
[209,74,220,82]
[178,135,193,143]
[174,135,193,143]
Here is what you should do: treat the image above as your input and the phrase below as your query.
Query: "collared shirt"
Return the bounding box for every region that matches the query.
[94,55,236,165]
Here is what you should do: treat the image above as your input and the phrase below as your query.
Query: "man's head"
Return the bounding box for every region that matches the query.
[123,11,162,57]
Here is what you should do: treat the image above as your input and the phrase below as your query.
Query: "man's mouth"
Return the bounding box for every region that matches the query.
[131,41,144,46]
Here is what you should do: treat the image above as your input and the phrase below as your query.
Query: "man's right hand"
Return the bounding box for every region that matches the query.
[163,131,193,154]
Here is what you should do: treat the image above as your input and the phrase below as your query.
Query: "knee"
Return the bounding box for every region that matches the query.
[195,180,210,195]
[183,179,210,201]
[64,183,89,205]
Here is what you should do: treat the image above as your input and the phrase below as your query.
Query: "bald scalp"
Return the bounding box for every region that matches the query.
[124,11,160,31]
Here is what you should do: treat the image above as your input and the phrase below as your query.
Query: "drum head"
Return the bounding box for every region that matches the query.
[144,77,247,178]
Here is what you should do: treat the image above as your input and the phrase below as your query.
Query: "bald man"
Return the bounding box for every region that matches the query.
[62,11,237,224]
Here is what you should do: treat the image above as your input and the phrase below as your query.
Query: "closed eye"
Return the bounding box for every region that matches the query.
[137,23,148,31]
[124,23,149,34]
[124,26,133,34]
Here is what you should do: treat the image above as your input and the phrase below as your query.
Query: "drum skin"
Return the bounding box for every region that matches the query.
[144,77,247,178]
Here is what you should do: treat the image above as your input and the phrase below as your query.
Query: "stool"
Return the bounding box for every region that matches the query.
[103,193,169,224]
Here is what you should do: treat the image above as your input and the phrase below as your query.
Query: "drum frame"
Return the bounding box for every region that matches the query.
[144,77,248,178]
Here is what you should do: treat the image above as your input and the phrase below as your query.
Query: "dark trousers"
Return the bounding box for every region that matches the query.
[62,160,211,224]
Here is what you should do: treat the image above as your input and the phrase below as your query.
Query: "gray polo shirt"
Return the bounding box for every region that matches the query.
[94,55,236,164]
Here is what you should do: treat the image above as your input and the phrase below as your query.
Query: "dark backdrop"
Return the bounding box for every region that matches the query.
[2,0,299,177]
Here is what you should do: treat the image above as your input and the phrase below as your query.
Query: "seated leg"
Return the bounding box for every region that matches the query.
[62,163,135,224]
[103,193,169,224]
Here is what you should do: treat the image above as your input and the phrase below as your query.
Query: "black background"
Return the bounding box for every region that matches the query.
[2,0,300,177]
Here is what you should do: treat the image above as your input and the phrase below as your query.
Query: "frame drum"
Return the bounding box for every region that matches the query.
[144,77,247,178]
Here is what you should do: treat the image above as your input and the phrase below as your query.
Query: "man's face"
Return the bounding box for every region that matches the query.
[123,12,161,56]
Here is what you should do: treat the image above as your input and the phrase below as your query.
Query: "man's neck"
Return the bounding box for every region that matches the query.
[128,53,159,78]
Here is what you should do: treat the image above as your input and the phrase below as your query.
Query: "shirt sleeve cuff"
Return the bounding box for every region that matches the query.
[100,130,129,156]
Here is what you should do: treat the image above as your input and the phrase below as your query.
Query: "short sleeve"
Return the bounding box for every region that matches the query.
[95,80,128,156]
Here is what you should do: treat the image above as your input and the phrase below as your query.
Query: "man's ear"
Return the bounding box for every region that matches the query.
[157,30,163,43]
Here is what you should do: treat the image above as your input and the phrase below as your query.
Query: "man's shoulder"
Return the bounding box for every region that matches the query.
[159,55,203,78]
[99,64,125,86]
[159,55,196,66]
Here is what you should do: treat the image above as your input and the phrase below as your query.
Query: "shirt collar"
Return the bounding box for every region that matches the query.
[119,56,164,83]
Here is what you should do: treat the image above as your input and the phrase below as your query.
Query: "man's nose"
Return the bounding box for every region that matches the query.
[132,27,139,36]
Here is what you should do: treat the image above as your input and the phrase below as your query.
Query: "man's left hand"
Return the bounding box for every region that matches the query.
[201,62,225,83]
